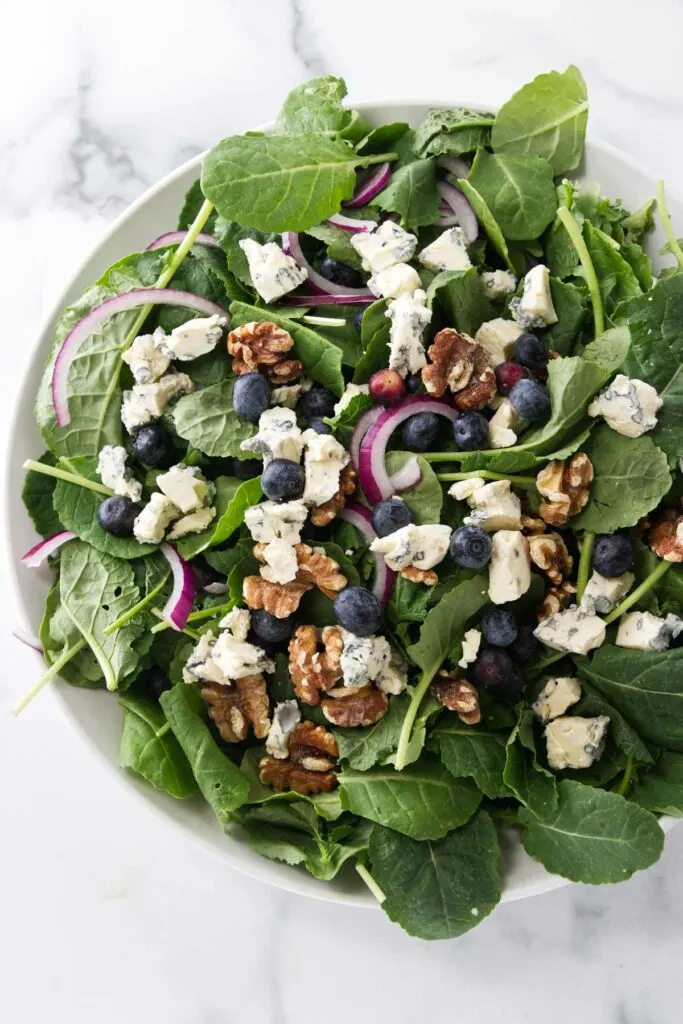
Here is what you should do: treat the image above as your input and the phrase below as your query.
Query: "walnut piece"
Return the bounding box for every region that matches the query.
[538,580,577,619]
[322,685,389,727]
[289,625,344,705]
[649,508,683,563]
[521,515,547,535]
[258,757,337,795]
[288,720,339,771]
[430,672,482,725]
[536,453,593,527]
[400,565,438,586]
[258,719,339,795]
[310,463,358,527]
[421,329,496,410]
[295,543,348,599]
[243,574,311,618]
[528,532,573,585]
[227,321,303,382]
[201,675,270,743]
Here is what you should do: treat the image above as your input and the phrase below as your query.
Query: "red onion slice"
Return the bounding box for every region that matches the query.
[327,213,375,233]
[339,501,395,605]
[388,456,422,492]
[21,530,77,567]
[52,288,227,427]
[436,182,478,245]
[160,543,196,631]
[345,162,392,208]
[283,293,375,307]
[281,232,372,298]
[359,397,460,506]
[12,626,44,653]
[145,230,219,251]
[437,155,470,179]
[350,407,384,470]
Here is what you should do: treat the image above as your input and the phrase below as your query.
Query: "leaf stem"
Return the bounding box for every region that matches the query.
[604,560,672,624]
[489,808,521,826]
[557,206,605,337]
[355,862,386,903]
[150,598,234,634]
[437,470,537,487]
[576,532,595,603]
[615,757,635,797]
[358,151,398,168]
[23,459,112,497]
[395,669,434,771]
[421,452,464,463]
[104,574,171,635]
[656,180,683,270]
[155,722,172,740]
[12,639,87,715]
[151,608,201,640]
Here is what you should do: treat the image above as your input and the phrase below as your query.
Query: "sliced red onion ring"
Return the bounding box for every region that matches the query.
[435,212,462,228]
[339,501,395,605]
[283,293,375,307]
[21,530,77,567]
[12,626,44,653]
[359,397,461,506]
[436,181,478,245]
[388,456,422,492]
[437,155,470,179]
[52,288,227,427]
[145,230,219,251]
[281,232,372,298]
[345,162,392,208]
[350,407,384,470]
[160,543,196,631]
[327,213,375,233]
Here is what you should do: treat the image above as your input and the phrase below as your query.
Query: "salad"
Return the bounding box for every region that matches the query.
[17,66,683,941]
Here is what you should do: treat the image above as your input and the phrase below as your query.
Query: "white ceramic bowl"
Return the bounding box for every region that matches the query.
[7,101,680,908]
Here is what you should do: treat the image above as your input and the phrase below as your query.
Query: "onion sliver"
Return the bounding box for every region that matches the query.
[281,232,372,298]
[51,288,227,427]
[359,397,460,505]
[145,230,219,251]
[284,293,375,307]
[437,155,470,179]
[350,407,383,471]
[21,530,77,567]
[345,162,392,208]
[327,213,375,233]
[338,501,395,606]
[436,181,478,244]
[388,455,422,492]
[160,543,196,631]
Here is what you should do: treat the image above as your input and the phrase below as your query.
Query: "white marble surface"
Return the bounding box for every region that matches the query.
[2,1,683,1020]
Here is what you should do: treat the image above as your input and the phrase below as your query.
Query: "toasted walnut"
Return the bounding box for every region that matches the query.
[311,464,358,527]
[422,329,496,410]
[201,675,270,743]
[288,625,344,705]
[227,321,304,381]
[295,544,347,599]
[288,720,339,771]
[431,671,482,725]
[528,532,573,585]
[243,574,311,618]
[322,685,389,727]
[400,565,438,586]
[537,453,593,527]
[649,508,683,563]
[539,581,577,619]
[258,717,339,795]
[521,515,547,535]
[258,757,337,795]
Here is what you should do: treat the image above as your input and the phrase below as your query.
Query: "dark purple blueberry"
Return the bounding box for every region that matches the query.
[509,378,550,422]
[481,607,518,647]
[372,498,414,537]
[307,417,332,434]
[334,587,382,636]
[251,610,295,644]
[514,332,549,370]
[299,384,337,420]
[401,412,440,452]
[319,258,363,289]
[233,372,271,423]
[509,623,539,663]
[449,526,492,569]
[261,458,305,502]
[453,411,489,451]
[146,667,171,699]
[592,533,634,578]
[133,422,173,467]
[404,373,422,394]
[97,496,140,536]
[474,648,524,699]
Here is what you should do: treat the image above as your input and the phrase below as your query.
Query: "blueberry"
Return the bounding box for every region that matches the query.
[232,458,262,480]
[592,532,634,577]
[509,623,539,663]
[449,526,492,569]
[453,411,489,451]
[146,667,171,699]
[97,496,140,536]
[404,372,422,395]
[354,309,365,333]
[509,378,550,422]
[481,607,518,647]
[474,648,524,699]
[372,498,414,537]
[319,257,363,289]
[401,412,440,452]
[307,417,332,435]
[261,458,305,502]
[334,586,382,637]
[515,332,549,370]
[299,384,337,420]
[251,609,294,644]
[233,373,271,423]
[133,423,173,467]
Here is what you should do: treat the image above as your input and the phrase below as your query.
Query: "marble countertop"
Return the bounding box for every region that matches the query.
[2,1,683,1020]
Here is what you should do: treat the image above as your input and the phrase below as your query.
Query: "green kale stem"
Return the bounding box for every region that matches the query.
[12,638,87,715]
[557,206,605,337]
[23,459,113,497]
[656,180,683,270]
[150,598,235,634]
[422,452,465,463]
[155,722,172,740]
[355,862,386,903]
[395,668,434,771]
[604,560,672,623]
[575,531,595,603]
[489,808,522,826]
[436,470,537,487]
[615,756,635,797]
[357,151,398,168]
[151,608,200,640]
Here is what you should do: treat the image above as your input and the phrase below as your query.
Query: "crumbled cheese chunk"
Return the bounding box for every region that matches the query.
[510,265,558,329]
[157,465,212,514]
[463,479,522,532]
[161,314,227,361]
[418,227,471,273]
[481,270,518,300]
[133,492,181,544]
[533,605,606,655]
[371,523,451,572]
[487,398,524,450]
[166,506,216,540]
[587,375,663,438]
[386,289,432,377]
[121,328,171,384]
[266,700,301,759]
[340,629,392,689]
[350,220,417,274]
[579,571,635,616]
[545,715,610,770]
[239,239,307,303]
[270,384,303,410]
[333,383,369,417]
[244,500,308,545]
[488,530,531,604]
[449,477,486,501]
[474,318,524,368]
[212,630,274,680]
[301,429,349,507]
[532,677,582,724]
[368,262,422,299]
[616,611,683,651]
[219,607,251,642]
[259,540,299,585]
[458,629,482,669]
[97,445,142,502]
[121,373,194,432]
[376,652,408,695]
[182,631,229,685]
[241,407,304,466]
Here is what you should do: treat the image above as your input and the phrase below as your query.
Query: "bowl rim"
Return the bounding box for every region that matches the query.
[6,97,678,909]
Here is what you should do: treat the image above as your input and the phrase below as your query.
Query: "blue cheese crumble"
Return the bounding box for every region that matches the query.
[587,375,663,438]
[239,239,307,303]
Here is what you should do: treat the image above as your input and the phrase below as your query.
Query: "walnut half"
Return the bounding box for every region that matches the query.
[227,320,303,382]
[536,453,593,527]
[649,508,683,563]
[431,671,482,725]
[201,675,270,743]
[244,543,348,619]
[421,329,496,410]
[289,625,343,705]
[259,720,339,795]
[321,685,389,727]
[528,532,573,586]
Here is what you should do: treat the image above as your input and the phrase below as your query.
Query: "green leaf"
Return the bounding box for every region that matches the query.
[504,709,558,818]
[579,647,683,752]
[632,752,683,815]
[304,221,364,271]
[213,218,277,287]
[621,242,653,292]
[414,107,494,157]
[176,476,262,559]
[572,426,671,532]
[426,268,495,336]
[159,685,250,825]
[576,687,654,766]
[335,695,433,771]
[324,392,374,447]
[371,158,440,231]
[340,755,481,840]
[172,379,256,459]
[581,324,631,371]
[353,299,391,383]
[119,693,198,798]
[466,149,557,241]
[357,122,410,156]
[200,133,363,233]
[178,179,217,232]
[369,811,501,940]
[22,452,62,538]
[520,779,664,883]
[492,66,588,173]
[431,721,510,799]
[407,576,489,675]
[385,452,442,524]
[543,279,588,356]
[455,178,515,271]
[229,301,344,395]
[582,222,642,315]
[276,75,351,135]
[388,574,431,627]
